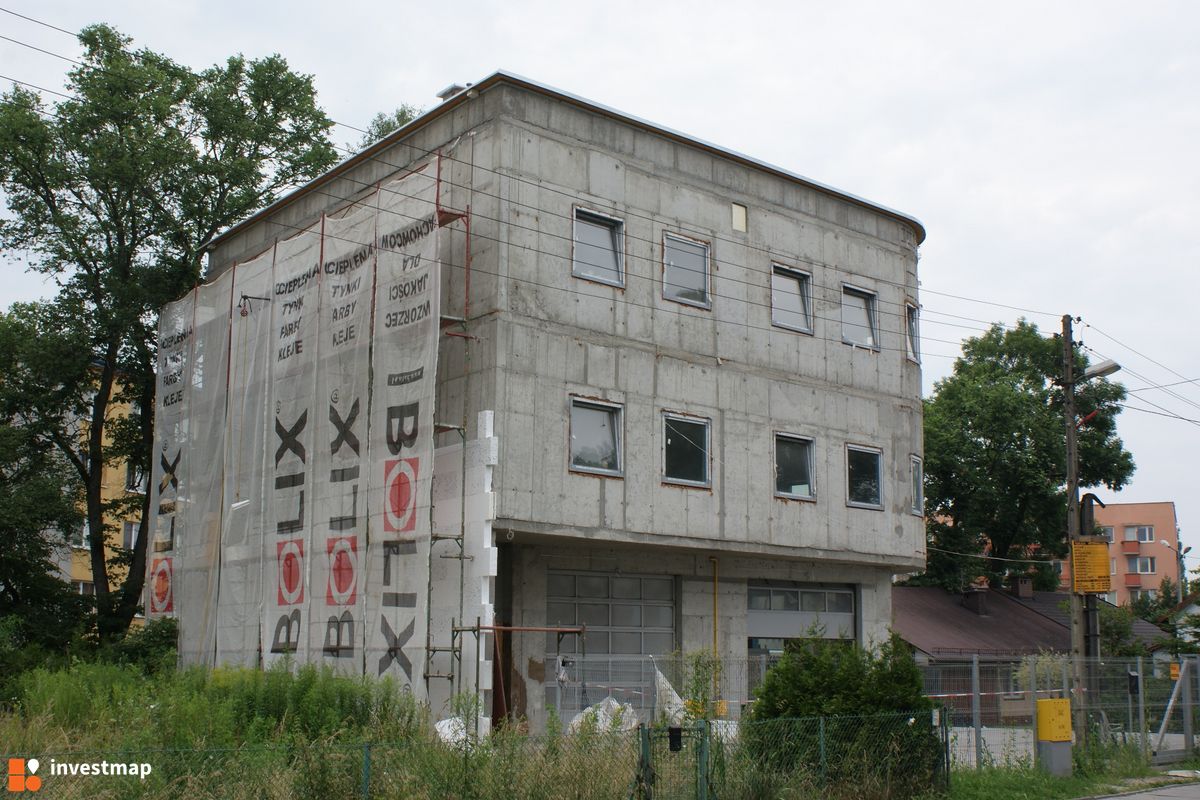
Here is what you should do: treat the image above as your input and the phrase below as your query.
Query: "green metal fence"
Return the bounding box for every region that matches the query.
[1,710,947,800]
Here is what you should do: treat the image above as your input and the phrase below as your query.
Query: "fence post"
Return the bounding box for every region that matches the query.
[360,742,371,800]
[1137,655,1148,761]
[1195,656,1200,753]
[638,724,654,800]
[819,716,827,786]
[1029,657,1038,768]
[1185,658,1195,754]
[971,654,983,769]
[696,720,710,800]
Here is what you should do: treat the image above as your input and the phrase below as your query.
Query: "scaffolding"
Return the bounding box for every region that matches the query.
[423,146,476,705]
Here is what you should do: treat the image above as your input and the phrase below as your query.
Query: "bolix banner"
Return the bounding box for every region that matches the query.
[149,164,441,687]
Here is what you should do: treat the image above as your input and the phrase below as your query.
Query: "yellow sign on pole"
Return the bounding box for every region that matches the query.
[1037,698,1072,742]
[1071,542,1112,594]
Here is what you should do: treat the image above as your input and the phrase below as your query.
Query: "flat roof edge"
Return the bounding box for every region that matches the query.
[208,69,926,252]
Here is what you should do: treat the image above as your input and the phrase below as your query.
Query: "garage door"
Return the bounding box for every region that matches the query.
[545,570,676,718]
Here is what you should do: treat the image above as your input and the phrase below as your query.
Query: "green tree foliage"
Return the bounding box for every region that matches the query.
[0,308,88,653]
[750,633,930,719]
[913,321,1134,590]
[0,25,339,641]
[746,635,939,797]
[356,104,420,149]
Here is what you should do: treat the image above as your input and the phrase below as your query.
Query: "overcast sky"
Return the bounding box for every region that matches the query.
[2,1,1197,565]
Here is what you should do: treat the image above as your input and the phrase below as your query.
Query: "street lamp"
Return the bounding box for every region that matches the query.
[1159,539,1191,601]
[1061,316,1121,738]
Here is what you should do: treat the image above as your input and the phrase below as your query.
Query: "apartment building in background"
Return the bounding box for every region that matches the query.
[58,388,147,612]
[205,72,926,725]
[1058,501,1184,605]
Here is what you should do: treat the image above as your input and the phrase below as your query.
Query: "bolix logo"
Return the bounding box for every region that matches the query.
[6,759,41,793]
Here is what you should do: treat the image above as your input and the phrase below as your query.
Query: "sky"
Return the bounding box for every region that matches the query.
[1,1,1197,564]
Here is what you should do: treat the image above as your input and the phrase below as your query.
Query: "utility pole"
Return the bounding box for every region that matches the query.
[1063,314,1088,738]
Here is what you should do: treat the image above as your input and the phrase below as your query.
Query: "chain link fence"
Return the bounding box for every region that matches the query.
[922,654,1200,768]
[1,710,947,799]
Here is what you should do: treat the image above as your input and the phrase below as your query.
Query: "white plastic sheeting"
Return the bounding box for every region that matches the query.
[568,696,639,733]
[149,164,450,695]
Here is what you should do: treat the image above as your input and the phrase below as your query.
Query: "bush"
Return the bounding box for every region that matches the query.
[744,633,941,798]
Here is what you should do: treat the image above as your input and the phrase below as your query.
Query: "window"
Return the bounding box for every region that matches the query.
[770,265,813,333]
[910,455,923,515]
[1124,525,1154,542]
[69,522,87,549]
[1098,526,1114,542]
[846,445,883,508]
[1110,557,1117,575]
[1130,588,1157,602]
[731,202,748,232]
[663,413,710,486]
[572,208,624,286]
[905,303,921,362]
[1126,556,1156,574]
[125,463,148,493]
[663,232,710,307]
[774,434,814,499]
[546,571,675,717]
[569,398,622,476]
[841,285,878,348]
[122,521,137,550]
[72,581,95,596]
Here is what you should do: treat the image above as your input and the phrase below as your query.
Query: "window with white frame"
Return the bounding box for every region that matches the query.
[663,412,710,486]
[72,580,95,596]
[1130,588,1157,601]
[1126,555,1156,574]
[70,522,87,549]
[1110,557,1117,575]
[569,398,622,476]
[573,208,625,286]
[910,455,923,515]
[663,232,710,307]
[846,444,883,508]
[905,303,921,362]
[1098,526,1114,542]
[774,434,814,499]
[770,265,813,333]
[122,520,137,550]
[841,285,878,348]
[1124,525,1154,542]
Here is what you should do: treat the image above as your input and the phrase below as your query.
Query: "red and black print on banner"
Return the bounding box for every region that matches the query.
[264,224,322,665]
[364,168,440,683]
[309,200,376,668]
[148,291,195,618]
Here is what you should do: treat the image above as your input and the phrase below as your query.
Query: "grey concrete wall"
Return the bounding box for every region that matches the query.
[506,539,895,725]
[485,85,923,570]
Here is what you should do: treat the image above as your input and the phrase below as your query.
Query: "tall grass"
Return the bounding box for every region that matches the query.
[1,661,425,752]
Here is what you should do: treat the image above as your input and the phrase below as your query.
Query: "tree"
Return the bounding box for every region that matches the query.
[0,25,339,641]
[356,105,420,149]
[912,321,1134,590]
[0,311,88,650]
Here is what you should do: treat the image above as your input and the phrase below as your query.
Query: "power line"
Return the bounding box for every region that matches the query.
[0,74,987,360]
[0,11,1066,328]
[926,546,1059,565]
[1127,377,1200,394]
[1081,343,1200,420]
[1116,403,1200,427]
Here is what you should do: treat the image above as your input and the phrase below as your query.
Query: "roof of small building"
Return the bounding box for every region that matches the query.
[893,586,1170,661]
[208,70,926,250]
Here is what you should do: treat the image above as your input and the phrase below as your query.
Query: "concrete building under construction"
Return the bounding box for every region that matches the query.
[203,71,927,726]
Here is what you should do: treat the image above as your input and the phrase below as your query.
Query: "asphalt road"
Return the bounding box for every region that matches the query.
[1097,783,1200,799]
